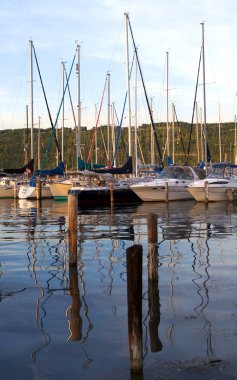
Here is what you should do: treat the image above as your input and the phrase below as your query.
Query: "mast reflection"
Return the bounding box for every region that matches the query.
[191,221,213,355]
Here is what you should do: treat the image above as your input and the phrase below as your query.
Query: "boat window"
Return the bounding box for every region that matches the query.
[173,167,186,179]
[183,167,194,179]
[158,167,175,178]
[208,166,225,178]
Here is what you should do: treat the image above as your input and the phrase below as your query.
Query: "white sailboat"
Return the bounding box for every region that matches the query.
[49,43,82,199]
[18,177,53,199]
[186,23,237,202]
[17,40,52,199]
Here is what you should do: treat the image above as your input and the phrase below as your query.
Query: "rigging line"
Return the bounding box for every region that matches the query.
[114,104,127,153]
[99,124,108,159]
[111,52,135,166]
[64,66,77,127]
[32,44,62,162]
[86,76,107,163]
[41,51,76,170]
[128,16,164,169]
[173,105,187,157]
[5,44,28,130]
[137,134,145,164]
[112,92,127,166]
[186,47,202,162]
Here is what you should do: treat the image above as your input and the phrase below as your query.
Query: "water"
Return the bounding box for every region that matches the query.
[0,198,237,379]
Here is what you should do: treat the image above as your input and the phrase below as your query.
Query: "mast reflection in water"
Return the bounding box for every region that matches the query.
[0,199,237,379]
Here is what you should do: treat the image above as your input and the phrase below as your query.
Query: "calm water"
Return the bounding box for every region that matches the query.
[0,198,237,380]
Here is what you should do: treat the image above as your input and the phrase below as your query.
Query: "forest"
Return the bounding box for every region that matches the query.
[0,121,236,171]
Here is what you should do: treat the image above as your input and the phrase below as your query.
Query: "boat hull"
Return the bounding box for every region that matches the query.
[0,186,15,198]
[49,182,72,199]
[187,186,230,201]
[188,179,237,202]
[18,184,53,199]
[70,187,141,205]
[130,181,194,201]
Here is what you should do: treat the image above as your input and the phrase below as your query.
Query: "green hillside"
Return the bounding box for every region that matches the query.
[0,122,236,171]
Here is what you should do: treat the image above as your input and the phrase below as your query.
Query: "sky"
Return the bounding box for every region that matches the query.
[0,0,237,132]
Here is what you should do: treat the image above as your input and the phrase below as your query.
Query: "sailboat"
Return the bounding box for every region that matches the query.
[69,14,166,205]
[49,43,85,200]
[18,40,71,199]
[186,22,237,202]
[0,158,34,199]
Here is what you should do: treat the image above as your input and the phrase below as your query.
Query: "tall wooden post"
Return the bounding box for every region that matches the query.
[147,213,162,352]
[204,180,208,203]
[36,179,41,200]
[13,181,17,199]
[110,182,114,204]
[68,192,78,265]
[165,181,169,202]
[126,244,143,373]
[147,213,158,272]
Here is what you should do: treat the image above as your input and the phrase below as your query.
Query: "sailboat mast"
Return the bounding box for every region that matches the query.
[134,49,138,176]
[38,116,41,170]
[127,15,164,168]
[172,102,175,163]
[218,103,222,162]
[107,71,110,163]
[61,61,66,162]
[195,102,200,162]
[29,40,34,160]
[234,115,237,164]
[25,104,29,164]
[166,51,170,159]
[201,22,208,170]
[124,12,132,157]
[95,104,98,164]
[76,44,81,170]
[150,97,155,165]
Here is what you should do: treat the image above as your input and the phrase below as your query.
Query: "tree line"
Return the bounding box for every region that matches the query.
[0,122,236,171]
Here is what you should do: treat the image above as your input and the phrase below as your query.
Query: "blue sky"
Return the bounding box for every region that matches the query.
[0,0,236,131]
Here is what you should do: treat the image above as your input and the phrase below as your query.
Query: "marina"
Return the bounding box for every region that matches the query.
[0,198,237,379]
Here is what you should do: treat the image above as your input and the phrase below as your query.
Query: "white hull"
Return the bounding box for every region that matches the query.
[130,180,194,201]
[130,165,201,202]
[188,179,237,202]
[18,184,53,199]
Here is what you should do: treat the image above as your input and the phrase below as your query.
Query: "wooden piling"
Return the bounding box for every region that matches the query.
[68,192,78,265]
[165,181,169,202]
[36,180,41,200]
[204,180,208,203]
[110,182,114,204]
[126,244,143,372]
[147,213,158,280]
[227,188,234,201]
[13,181,17,199]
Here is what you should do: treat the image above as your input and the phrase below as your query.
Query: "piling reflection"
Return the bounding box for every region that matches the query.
[147,213,162,352]
[76,240,93,345]
[67,264,83,341]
